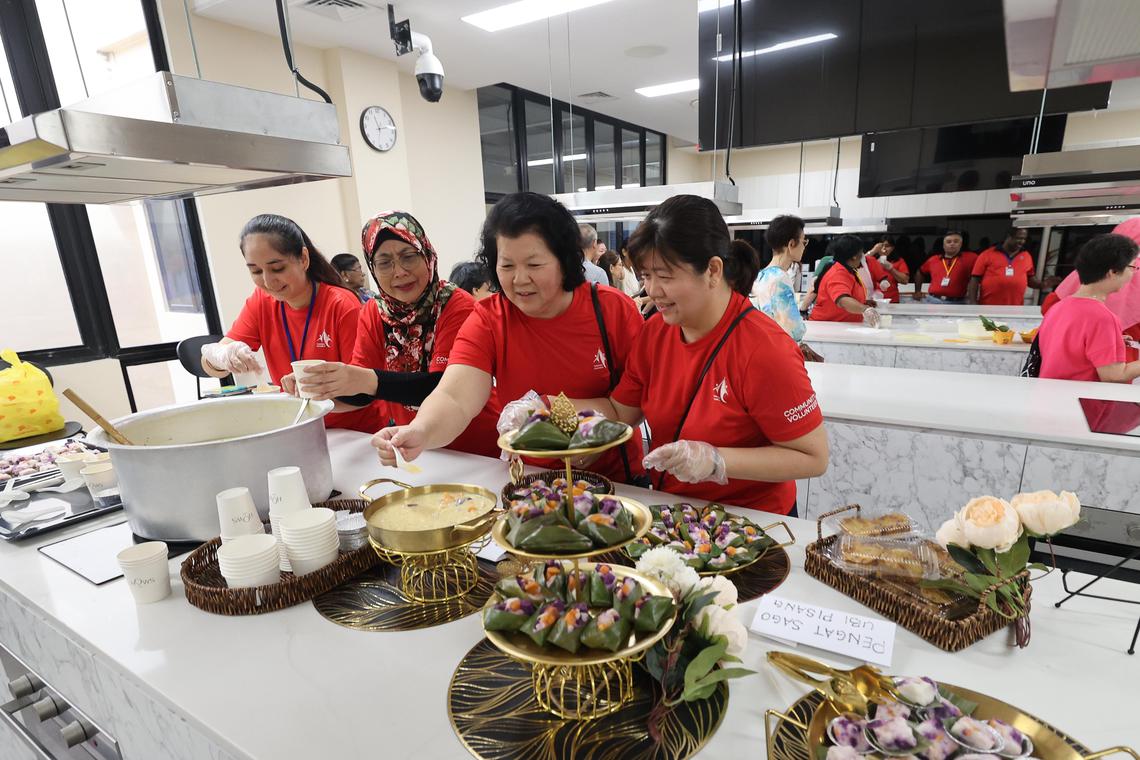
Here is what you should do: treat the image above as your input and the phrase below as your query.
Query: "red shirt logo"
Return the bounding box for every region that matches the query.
[712,377,730,403]
[593,348,607,371]
[783,394,818,422]
[315,330,333,349]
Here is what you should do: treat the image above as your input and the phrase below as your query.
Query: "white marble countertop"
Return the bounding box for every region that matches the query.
[882,302,1043,318]
[807,363,1140,453]
[1,432,1139,759]
[804,321,1032,352]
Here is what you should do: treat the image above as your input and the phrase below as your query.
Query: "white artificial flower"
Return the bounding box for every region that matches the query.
[934,518,968,549]
[635,546,700,598]
[958,496,1022,553]
[696,574,738,608]
[696,604,748,659]
[1011,490,1081,537]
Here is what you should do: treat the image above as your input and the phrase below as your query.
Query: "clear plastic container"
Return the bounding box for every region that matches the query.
[827,509,916,538]
[828,535,942,581]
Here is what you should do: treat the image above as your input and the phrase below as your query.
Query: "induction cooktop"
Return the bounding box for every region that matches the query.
[1078,397,1140,438]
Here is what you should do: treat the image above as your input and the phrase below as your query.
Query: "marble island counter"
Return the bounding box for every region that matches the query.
[1,432,1138,760]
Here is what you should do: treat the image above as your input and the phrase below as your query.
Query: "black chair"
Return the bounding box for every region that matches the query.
[177,335,233,399]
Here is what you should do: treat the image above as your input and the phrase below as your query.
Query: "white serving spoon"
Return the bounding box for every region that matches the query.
[3,506,67,527]
[24,477,85,495]
[392,446,423,475]
[0,478,30,507]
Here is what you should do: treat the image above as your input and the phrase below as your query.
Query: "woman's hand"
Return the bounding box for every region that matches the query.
[371,425,427,466]
[296,362,371,401]
[862,307,882,328]
[643,441,728,485]
[280,373,299,396]
[800,343,825,363]
[201,341,261,375]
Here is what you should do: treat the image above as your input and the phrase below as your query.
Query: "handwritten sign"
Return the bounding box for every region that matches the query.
[474,538,510,562]
[749,594,896,667]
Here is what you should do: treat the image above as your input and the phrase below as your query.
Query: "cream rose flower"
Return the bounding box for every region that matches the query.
[935,517,968,549]
[958,496,1021,553]
[635,546,700,599]
[696,604,748,658]
[696,574,738,608]
[1011,490,1081,536]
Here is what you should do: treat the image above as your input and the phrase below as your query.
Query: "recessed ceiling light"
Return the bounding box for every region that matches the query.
[697,0,750,12]
[714,32,837,62]
[635,78,700,98]
[527,153,587,167]
[462,0,619,33]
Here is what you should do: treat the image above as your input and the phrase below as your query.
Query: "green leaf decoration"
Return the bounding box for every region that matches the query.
[1027,562,1050,572]
[683,640,727,693]
[947,544,987,575]
[1006,533,1030,575]
[938,686,978,716]
[976,548,1000,576]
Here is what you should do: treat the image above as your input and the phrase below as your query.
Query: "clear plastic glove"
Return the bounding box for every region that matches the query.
[201,341,261,374]
[643,440,728,485]
[496,389,543,435]
[862,307,881,329]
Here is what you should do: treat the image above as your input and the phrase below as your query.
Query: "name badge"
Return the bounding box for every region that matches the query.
[940,277,951,287]
[1005,266,1015,277]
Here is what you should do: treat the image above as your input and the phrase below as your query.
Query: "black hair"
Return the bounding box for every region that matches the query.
[598,250,621,287]
[239,214,345,290]
[627,194,760,296]
[478,192,586,292]
[1005,227,1026,240]
[827,235,865,269]
[448,261,493,294]
[765,214,805,252]
[331,253,361,273]
[943,230,964,240]
[1075,233,1138,285]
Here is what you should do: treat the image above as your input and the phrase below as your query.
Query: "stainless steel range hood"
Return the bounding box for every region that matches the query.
[1010,144,1140,227]
[0,72,351,204]
[552,182,742,223]
[724,205,844,230]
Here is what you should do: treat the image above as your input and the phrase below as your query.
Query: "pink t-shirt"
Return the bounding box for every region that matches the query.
[1039,297,1125,382]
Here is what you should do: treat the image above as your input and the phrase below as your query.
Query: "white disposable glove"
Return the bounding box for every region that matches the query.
[201,341,262,374]
[496,389,544,435]
[643,441,728,485]
[862,307,881,329]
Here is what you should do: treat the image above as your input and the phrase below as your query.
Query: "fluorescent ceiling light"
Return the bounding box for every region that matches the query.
[526,153,587,167]
[697,0,750,12]
[714,32,837,62]
[635,78,700,98]
[462,0,619,32]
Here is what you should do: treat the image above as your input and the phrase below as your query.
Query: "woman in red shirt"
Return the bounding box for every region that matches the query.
[199,214,377,432]
[573,195,829,516]
[865,237,910,303]
[809,236,882,327]
[281,211,498,456]
[371,192,645,482]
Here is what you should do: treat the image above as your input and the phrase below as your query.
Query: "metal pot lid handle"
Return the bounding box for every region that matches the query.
[359,478,413,501]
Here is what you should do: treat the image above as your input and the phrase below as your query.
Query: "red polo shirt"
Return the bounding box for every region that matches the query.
[920,252,977,299]
[866,256,909,303]
[972,247,1035,305]
[810,263,866,323]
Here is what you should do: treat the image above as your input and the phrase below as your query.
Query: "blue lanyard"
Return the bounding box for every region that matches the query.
[280,281,317,362]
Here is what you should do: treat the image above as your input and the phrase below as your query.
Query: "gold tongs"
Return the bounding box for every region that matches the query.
[767,651,900,714]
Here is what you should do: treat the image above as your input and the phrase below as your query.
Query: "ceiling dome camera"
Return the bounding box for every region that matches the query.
[414,47,444,103]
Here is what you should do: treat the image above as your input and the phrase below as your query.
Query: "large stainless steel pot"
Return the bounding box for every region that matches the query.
[86,395,334,542]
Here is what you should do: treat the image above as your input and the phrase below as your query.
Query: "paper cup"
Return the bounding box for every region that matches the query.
[82,451,111,465]
[216,487,265,540]
[267,466,311,516]
[117,542,171,604]
[291,360,325,399]
[82,463,120,507]
[55,453,88,480]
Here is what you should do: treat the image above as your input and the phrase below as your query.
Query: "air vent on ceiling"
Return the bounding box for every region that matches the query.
[291,0,380,23]
[577,91,616,101]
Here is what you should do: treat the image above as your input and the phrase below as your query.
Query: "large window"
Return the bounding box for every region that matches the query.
[477,84,666,199]
[0,0,221,412]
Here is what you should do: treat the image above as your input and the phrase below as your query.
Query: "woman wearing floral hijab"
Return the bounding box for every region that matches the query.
[287,210,500,455]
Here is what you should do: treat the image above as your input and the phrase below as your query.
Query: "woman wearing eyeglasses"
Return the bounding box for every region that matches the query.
[750,214,824,362]
[283,210,500,455]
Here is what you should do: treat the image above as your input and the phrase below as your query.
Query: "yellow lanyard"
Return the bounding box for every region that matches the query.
[941,257,958,277]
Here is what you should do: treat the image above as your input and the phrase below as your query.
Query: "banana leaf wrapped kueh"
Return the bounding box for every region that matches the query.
[626,502,777,572]
[482,597,536,631]
[495,574,551,603]
[579,608,631,652]
[564,569,590,602]
[517,522,594,552]
[523,599,566,647]
[567,415,628,449]
[633,594,674,633]
[589,563,619,606]
[504,491,635,553]
[548,602,591,653]
[511,414,571,451]
[612,576,644,618]
[509,398,627,452]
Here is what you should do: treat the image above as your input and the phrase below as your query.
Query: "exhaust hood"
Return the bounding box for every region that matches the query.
[0,72,351,204]
[1010,144,1140,226]
[724,205,844,230]
[552,182,742,223]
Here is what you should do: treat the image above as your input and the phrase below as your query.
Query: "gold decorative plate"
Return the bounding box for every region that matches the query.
[496,423,634,459]
[483,562,675,667]
[311,560,497,632]
[491,495,653,561]
[449,638,728,760]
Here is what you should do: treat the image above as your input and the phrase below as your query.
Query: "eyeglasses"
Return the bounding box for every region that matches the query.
[373,252,424,273]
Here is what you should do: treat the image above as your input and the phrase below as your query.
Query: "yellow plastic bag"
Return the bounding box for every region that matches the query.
[0,350,65,443]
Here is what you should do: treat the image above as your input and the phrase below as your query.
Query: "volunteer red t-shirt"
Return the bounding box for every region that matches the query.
[449,283,645,482]
[972,247,1035,306]
[1039,297,1125,382]
[226,283,380,433]
[866,256,909,303]
[352,288,499,457]
[614,291,823,515]
[920,252,977,299]
[810,263,866,323]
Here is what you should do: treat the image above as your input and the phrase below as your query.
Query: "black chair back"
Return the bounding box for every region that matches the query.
[176,335,233,398]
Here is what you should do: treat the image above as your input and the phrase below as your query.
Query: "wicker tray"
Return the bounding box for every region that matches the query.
[181,499,381,616]
[803,504,1029,652]
[499,468,614,506]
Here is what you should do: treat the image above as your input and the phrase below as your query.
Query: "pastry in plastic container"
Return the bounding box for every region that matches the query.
[829,509,916,538]
[829,535,942,581]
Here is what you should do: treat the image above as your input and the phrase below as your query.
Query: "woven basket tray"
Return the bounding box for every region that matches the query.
[803,504,1030,652]
[499,469,614,506]
[181,499,381,616]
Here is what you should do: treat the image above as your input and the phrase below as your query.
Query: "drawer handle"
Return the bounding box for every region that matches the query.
[0,697,57,760]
